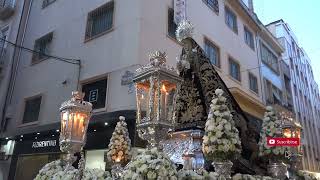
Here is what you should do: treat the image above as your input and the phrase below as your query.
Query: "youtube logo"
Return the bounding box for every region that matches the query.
[267,137,300,147]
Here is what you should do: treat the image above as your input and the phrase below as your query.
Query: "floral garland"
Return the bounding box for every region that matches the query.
[34,160,69,180]
[123,148,177,180]
[177,169,203,180]
[202,89,242,162]
[258,106,287,161]
[297,170,320,180]
[232,173,277,180]
[177,170,279,180]
[34,160,111,180]
[106,116,131,164]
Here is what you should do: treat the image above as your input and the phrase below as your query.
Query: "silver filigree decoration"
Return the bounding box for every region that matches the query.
[136,51,177,74]
[175,20,194,42]
[162,130,205,171]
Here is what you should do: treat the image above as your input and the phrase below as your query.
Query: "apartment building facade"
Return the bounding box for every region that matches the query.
[0,0,312,179]
[0,0,27,179]
[267,19,320,171]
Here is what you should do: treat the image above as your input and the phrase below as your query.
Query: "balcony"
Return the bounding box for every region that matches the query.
[286,93,294,111]
[0,0,15,20]
[281,61,291,78]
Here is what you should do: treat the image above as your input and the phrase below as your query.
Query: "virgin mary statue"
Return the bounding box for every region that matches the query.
[173,21,261,173]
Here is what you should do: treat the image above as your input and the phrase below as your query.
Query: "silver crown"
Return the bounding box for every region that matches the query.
[175,20,194,42]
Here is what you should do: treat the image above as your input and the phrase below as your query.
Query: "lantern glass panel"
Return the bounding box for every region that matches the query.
[70,112,88,142]
[283,128,291,138]
[61,111,68,136]
[159,80,177,122]
[136,82,150,122]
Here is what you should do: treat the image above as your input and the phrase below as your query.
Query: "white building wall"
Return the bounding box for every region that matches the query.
[6,0,143,136]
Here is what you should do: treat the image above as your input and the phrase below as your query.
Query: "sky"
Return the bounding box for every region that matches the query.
[253,0,320,86]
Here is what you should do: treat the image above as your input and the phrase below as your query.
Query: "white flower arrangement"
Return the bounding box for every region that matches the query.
[297,170,320,180]
[123,148,178,180]
[34,160,112,180]
[34,160,71,180]
[177,170,203,180]
[258,106,287,161]
[202,89,242,162]
[83,169,112,180]
[106,116,132,164]
[232,173,277,180]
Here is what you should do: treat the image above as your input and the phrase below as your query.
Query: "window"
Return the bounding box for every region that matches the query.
[272,85,283,104]
[203,0,219,13]
[204,39,220,67]
[0,26,9,49]
[305,77,308,87]
[290,58,294,69]
[292,41,296,55]
[82,78,108,110]
[260,43,279,73]
[225,6,237,33]
[42,0,56,8]
[167,8,178,39]
[265,79,272,103]
[22,96,42,124]
[32,32,53,63]
[295,65,299,76]
[264,79,282,104]
[244,26,254,50]
[249,73,258,94]
[293,84,297,96]
[229,57,240,81]
[85,2,114,40]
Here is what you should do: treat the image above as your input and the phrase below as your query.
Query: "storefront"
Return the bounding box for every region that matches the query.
[9,130,61,180]
[8,110,141,180]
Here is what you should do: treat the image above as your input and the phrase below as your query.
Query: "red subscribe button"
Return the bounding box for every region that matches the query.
[267,137,300,147]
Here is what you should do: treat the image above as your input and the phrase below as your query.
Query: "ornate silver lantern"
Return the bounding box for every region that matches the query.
[279,111,303,173]
[133,51,182,149]
[59,91,92,172]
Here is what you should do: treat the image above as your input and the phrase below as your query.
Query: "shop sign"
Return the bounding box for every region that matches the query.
[32,140,57,148]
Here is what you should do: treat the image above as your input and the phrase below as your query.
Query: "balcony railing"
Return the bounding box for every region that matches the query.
[0,0,15,20]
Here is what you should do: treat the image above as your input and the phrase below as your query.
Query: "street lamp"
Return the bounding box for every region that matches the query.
[133,51,182,149]
[59,91,92,175]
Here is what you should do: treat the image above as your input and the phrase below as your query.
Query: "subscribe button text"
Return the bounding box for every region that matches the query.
[267,137,300,147]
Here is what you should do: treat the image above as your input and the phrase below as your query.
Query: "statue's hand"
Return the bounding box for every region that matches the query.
[176,57,190,73]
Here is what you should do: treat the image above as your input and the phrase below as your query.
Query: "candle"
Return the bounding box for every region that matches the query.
[161,85,167,119]
[115,157,121,163]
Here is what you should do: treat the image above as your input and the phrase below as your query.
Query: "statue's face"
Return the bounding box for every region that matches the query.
[182,39,193,53]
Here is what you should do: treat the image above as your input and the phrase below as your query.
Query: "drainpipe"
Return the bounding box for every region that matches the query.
[0,0,33,133]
